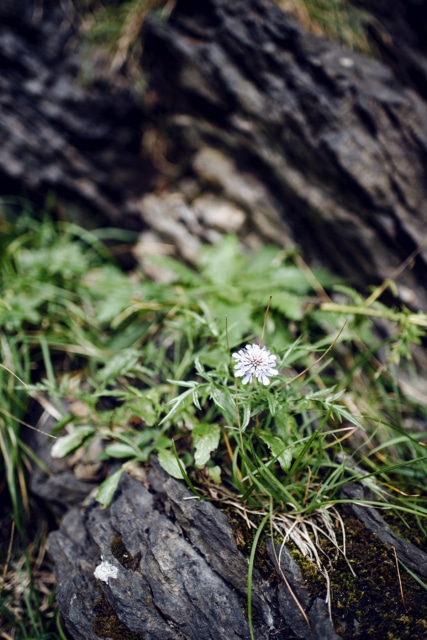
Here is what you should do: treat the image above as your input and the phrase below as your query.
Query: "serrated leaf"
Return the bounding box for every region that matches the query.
[157,448,185,479]
[50,425,95,458]
[199,235,242,285]
[211,300,252,345]
[193,423,220,467]
[244,245,283,274]
[269,292,305,320]
[268,266,312,294]
[96,468,124,508]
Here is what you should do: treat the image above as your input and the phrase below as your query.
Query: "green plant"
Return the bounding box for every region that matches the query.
[1,207,427,637]
[81,0,174,85]
[0,518,67,640]
[276,0,373,53]
[0,206,137,639]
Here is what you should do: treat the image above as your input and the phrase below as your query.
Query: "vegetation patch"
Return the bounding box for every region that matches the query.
[276,0,373,53]
[111,532,142,570]
[318,516,427,639]
[1,206,427,637]
[93,593,144,640]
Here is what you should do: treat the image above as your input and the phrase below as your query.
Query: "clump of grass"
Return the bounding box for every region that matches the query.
[276,0,373,53]
[80,0,174,86]
[1,206,427,637]
[0,205,136,638]
[0,518,66,640]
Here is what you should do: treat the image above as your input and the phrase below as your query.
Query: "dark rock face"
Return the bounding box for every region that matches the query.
[342,483,427,579]
[48,465,340,640]
[142,0,427,308]
[350,0,427,100]
[0,0,146,227]
[2,0,427,308]
[48,465,427,640]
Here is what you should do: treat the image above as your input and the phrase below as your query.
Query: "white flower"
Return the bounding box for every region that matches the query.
[232,343,278,386]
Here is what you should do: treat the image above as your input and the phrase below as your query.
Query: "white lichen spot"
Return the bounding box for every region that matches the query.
[339,57,354,68]
[94,557,118,583]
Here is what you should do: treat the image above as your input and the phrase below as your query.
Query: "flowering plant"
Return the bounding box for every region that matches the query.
[232,343,278,385]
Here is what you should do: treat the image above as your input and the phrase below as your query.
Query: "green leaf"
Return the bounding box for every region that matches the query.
[259,431,292,472]
[157,448,185,479]
[146,254,203,285]
[193,423,220,467]
[127,393,160,427]
[199,235,243,285]
[269,292,305,320]
[160,385,197,425]
[103,443,137,459]
[211,300,253,345]
[96,468,124,508]
[50,426,95,458]
[192,386,202,411]
[210,387,238,425]
[241,402,252,431]
[96,349,141,382]
[246,262,312,296]
[208,465,222,484]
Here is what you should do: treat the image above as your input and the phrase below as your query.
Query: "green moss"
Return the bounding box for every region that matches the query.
[382,509,427,553]
[231,510,427,638]
[293,515,427,639]
[92,593,144,640]
[111,532,142,570]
